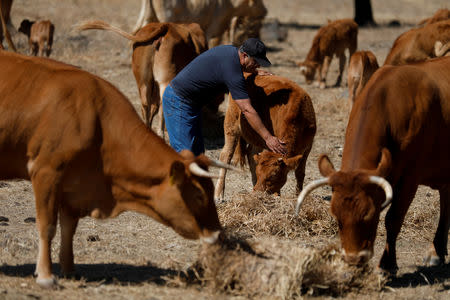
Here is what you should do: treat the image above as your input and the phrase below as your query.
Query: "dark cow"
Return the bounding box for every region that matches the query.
[297,57,450,273]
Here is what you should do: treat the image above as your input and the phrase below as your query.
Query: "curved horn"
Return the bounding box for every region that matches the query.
[209,159,241,172]
[189,162,219,178]
[295,178,330,215]
[368,175,393,210]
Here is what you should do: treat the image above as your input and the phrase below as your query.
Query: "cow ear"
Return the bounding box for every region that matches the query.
[376,148,392,177]
[283,154,303,170]
[318,154,335,177]
[253,153,261,163]
[169,161,186,185]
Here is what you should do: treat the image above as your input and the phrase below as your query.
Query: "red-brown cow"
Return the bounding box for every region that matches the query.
[297,19,358,89]
[19,19,55,56]
[297,57,450,273]
[78,20,207,138]
[215,74,316,201]
[347,50,379,105]
[0,51,230,288]
[384,20,450,65]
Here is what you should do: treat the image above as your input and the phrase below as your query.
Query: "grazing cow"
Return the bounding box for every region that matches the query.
[435,40,450,57]
[347,50,379,104]
[0,51,230,288]
[78,20,207,137]
[214,74,316,201]
[418,8,450,26]
[384,20,450,65]
[132,0,267,48]
[18,19,55,56]
[0,0,15,51]
[297,57,450,273]
[297,19,358,89]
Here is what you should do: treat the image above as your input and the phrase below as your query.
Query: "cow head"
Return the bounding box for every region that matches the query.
[18,19,34,36]
[253,151,303,194]
[149,151,225,244]
[297,61,318,84]
[296,148,393,266]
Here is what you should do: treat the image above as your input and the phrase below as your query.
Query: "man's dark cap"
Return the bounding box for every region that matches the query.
[241,38,271,67]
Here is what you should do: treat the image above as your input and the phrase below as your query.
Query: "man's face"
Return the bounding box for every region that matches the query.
[242,53,260,73]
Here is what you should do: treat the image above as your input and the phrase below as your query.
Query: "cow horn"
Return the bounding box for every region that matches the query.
[189,162,219,178]
[209,159,241,171]
[435,41,450,57]
[368,176,393,210]
[295,178,330,215]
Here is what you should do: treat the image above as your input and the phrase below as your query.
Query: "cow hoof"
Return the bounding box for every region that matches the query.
[36,276,57,289]
[319,82,326,89]
[313,81,320,87]
[423,255,444,266]
[376,266,398,278]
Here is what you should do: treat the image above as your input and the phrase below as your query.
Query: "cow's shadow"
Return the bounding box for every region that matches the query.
[0,263,183,285]
[386,263,450,289]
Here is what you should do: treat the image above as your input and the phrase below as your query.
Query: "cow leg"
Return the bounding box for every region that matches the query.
[138,84,151,127]
[319,56,332,89]
[379,180,418,274]
[148,82,161,133]
[424,184,450,266]
[214,134,239,202]
[334,54,346,87]
[294,146,312,194]
[32,167,61,288]
[38,39,45,56]
[157,83,168,140]
[246,146,259,186]
[59,208,79,277]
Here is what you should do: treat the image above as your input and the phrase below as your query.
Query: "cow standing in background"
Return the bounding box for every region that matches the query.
[297,19,358,89]
[347,50,379,105]
[384,20,450,65]
[78,20,207,138]
[215,74,316,201]
[297,57,450,273]
[19,19,54,56]
[132,0,267,48]
[0,51,232,288]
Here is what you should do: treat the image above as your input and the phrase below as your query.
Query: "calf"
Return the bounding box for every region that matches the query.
[18,19,55,56]
[347,50,379,104]
[0,51,228,288]
[78,20,207,138]
[297,19,358,89]
[214,74,316,201]
[297,57,450,273]
[384,19,450,65]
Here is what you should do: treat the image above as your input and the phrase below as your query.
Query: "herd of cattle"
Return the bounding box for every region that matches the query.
[0,0,449,290]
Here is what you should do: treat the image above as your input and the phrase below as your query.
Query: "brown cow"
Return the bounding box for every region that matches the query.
[214,74,316,201]
[133,0,267,48]
[347,50,379,104]
[0,51,229,288]
[384,19,450,65]
[418,8,450,26]
[78,20,207,137]
[18,19,55,56]
[297,57,450,274]
[297,19,358,89]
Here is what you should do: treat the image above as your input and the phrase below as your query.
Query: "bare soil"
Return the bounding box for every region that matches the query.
[0,0,449,299]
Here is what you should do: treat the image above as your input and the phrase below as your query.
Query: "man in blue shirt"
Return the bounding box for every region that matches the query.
[163,38,286,156]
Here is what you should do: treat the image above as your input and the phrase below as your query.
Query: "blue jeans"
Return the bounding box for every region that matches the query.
[162,85,204,156]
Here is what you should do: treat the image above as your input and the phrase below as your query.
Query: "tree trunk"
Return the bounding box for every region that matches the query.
[354,0,377,27]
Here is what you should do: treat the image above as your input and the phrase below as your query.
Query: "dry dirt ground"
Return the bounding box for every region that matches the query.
[1,0,449,299]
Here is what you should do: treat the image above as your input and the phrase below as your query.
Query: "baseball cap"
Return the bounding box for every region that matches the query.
[240,38,271,67]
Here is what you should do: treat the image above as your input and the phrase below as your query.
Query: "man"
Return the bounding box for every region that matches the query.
[163,37,287,156]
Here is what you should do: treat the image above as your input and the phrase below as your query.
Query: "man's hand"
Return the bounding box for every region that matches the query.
[265,135,287,155]
[257,69,273,76]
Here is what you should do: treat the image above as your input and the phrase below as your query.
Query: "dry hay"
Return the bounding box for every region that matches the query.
[185,235,384,299]
[217,191,337,239]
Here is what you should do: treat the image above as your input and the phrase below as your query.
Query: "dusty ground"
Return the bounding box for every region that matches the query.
[0,0,449,299]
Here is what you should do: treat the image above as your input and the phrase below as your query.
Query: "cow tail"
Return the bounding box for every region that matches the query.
[231,137,248,167]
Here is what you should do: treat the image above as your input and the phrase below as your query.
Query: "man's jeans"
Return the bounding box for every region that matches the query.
[162,85,204,156]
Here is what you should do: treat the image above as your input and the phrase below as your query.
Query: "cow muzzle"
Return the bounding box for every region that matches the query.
[342,249,373,266]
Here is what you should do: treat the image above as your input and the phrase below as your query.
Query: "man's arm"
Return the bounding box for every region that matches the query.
[234,98,286,155]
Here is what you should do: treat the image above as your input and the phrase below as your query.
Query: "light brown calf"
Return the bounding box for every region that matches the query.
[347,50,379,104]
[297,19,358,89]
[214,74,316,201]
[19,19,55,56]
[78,20,207,137]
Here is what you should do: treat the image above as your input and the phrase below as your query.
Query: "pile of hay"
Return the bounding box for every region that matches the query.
[188,235,383,298]
[217,191,337,239]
